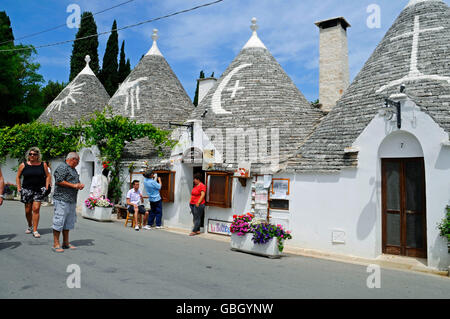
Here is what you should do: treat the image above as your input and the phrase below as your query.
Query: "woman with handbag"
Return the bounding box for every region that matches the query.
[16,147,51,238]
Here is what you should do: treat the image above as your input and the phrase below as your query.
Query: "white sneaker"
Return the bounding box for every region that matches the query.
[143,225,152,230]
[135,226,140,231]
[155,226,163,229]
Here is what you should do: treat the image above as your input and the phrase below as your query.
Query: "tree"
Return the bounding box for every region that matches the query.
[118,40,131,84]
[41,80,66,107]
[69,12,99,81]
[193,70,205,107]
[0,11,44,126]
[99,20,119,96]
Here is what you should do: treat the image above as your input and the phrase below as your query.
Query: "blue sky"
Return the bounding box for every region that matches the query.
[2,0,448,102]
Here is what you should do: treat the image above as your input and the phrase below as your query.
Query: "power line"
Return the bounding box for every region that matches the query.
[0,0,225,53]
[0,0,136,46]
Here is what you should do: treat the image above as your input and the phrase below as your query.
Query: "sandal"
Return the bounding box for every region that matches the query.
[32,231,41,238]
[52,246,64,253]
[189,232,198,236]
[25,227,33,234]
[62,244,77,250]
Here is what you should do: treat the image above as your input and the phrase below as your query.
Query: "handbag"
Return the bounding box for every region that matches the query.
[43,186,52,197]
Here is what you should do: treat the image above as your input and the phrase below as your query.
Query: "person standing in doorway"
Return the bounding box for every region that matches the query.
[16,147,51,238]
[189,173,206,236]
[52,152,84,252]
[143,170,162,230]
[0,168,4,206]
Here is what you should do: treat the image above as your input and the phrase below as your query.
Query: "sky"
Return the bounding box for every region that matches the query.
[2,0,448,102]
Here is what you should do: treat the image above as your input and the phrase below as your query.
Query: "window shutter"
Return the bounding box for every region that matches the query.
[206,172,233,208]
[155,171,175,203]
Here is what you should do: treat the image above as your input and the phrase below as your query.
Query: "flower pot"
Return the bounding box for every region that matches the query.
[230,233,282,258]
[82,206,112,222]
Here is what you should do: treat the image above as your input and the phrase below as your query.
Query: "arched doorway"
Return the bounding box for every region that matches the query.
[78,149,96,208]
[379,131,427,258]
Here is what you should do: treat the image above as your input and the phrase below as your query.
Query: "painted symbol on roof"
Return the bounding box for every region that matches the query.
[115,77,148,118]
[46,81,86,115]
[377,15,450,93]
[211,63,252,114]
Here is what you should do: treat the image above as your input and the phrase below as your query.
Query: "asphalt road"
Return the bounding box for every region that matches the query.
[0,200,449,299]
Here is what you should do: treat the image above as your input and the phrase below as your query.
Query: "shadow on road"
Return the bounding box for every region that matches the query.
[37,228,54,235]
[0,242,21,250]
[70,239,95,247]
[0,234,16,241]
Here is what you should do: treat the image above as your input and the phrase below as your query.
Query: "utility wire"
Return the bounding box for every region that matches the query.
[0,0,136,46]
[0,0,224,52]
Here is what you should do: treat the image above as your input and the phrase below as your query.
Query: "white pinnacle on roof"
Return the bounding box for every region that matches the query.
[405,0,443,8]
[78,55,95,76]
[145,29,163,56]
[243,17,267,49]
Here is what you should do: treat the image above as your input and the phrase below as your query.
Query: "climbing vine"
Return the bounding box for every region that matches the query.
[80,108,176,203]
[0,107,176,203]
[0,121,83,163]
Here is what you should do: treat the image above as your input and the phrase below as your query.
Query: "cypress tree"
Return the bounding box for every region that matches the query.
[69,12,99,81]
[118,40,130,83]
[100,20,119,96]
[193,70,205,107]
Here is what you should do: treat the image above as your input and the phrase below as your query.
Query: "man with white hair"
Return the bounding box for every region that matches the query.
[51,152,84,253]
[0,168,4,206]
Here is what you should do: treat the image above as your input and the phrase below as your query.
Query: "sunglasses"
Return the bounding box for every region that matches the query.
[29,153,39,156]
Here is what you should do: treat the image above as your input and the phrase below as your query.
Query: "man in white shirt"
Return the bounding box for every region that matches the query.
[126,180,148,231]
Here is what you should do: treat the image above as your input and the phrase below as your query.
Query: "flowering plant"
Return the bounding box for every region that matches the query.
[230,213,254,236]
[251,223,292,252]
[84,196,113,210]
[231,213,293,252]
[102,161,110,169]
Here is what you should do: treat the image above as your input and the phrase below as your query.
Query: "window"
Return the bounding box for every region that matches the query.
[206,172,233,208]
[269,199,289,210]
[154,171,175,202]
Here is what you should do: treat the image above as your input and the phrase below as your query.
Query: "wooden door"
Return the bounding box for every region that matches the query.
[382,158,427,258]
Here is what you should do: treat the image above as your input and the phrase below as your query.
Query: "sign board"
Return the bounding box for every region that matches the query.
[207,219,232,236]
[271,179,290,199]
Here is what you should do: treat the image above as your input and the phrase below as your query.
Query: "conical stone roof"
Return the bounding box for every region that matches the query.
[38,55,110,127]
[108,29,194,160]
[289,0,450,172]
[191,18,323,173]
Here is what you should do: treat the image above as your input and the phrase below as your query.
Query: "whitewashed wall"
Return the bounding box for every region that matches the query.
[288,97,450,270]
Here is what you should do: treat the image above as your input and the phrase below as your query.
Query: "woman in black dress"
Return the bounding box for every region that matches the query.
[16,147,51,238]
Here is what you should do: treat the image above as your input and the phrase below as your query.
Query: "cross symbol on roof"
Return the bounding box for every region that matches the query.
[377,15,449,93]
[227,80,245,99]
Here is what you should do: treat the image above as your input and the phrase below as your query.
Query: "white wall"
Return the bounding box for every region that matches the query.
[287,97,449,270]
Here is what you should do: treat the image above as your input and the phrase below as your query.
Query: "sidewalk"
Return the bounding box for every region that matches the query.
[109,213,450,278]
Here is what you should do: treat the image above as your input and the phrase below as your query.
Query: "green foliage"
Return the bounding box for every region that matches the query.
[118,40,131,84]
[0,105,175,204]
[0,121,82,163]
[437,206,450,246]
[99,20,119,96]
[41,80,66,107]
[69,11,99,81]
[80,107,176,202]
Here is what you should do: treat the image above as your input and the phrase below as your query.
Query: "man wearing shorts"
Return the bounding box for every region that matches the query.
[52,152,84,253]
[126,180,148,231]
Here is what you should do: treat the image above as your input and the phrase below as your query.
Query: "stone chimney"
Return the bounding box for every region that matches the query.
[315,17,351,113]
[198,77,217,104]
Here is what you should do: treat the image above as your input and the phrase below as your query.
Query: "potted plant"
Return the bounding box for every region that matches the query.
[437,205,450,253]
[82,196,114,221]
[230,213,292,258]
